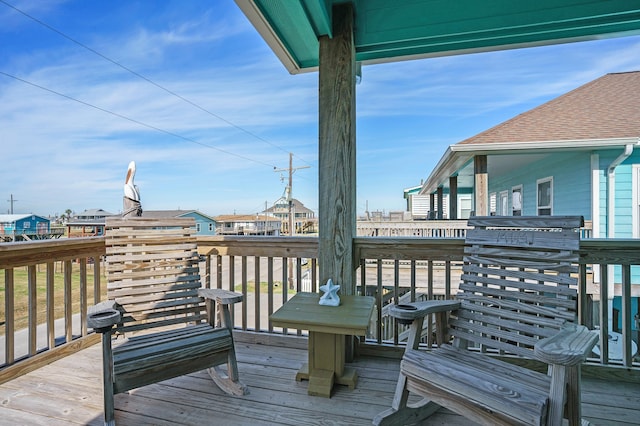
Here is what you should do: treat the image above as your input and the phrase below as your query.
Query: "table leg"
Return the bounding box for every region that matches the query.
[296,331,359,397]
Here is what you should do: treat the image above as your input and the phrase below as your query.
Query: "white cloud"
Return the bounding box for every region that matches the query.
[2,1,640,216]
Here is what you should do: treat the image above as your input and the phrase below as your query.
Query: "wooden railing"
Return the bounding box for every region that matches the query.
[198,235,638,368]
[357,219,470,237]
[1,231,637,381]
[0,238,105,382]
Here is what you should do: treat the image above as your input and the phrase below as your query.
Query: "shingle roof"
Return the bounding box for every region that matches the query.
[0,214,46,222]
[140,210,195,219]
[459,71,640,146]
[214,215,280,222]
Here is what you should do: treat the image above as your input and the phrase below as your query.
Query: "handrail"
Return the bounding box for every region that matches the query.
[1,233,638,379]
[1,237,105,381]
[197,235,638,368]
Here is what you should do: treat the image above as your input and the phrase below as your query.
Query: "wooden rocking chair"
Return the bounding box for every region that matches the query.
[374,216,597,426]
[89,217,247,426]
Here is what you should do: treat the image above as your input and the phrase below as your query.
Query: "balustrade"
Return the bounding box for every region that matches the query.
[1,232,638,381]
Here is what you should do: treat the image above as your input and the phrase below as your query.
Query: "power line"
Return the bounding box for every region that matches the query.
[0,70,278,168]
[0,0,313,168]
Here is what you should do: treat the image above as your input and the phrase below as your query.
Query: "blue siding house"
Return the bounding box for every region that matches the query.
[140,210,217,236]
[420,71,640,339]
[0,214,50,242]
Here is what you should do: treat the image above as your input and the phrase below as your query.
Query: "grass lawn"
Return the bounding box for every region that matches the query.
[235,280,289,294]
[2,264,294,335]
[0,262,107,334]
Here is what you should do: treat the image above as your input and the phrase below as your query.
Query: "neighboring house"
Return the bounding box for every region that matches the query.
[263,197,317,234]
[214,214,281,236]
[67,208,115,237]
[141,210,217,236]
[0,214,50,242]
[421,71,640,229]
[420,71,640,333]
[404,185,430,220]
[403,184,465,220]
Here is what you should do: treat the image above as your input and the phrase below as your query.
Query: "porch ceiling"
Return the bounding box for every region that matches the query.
[235,0,640,74]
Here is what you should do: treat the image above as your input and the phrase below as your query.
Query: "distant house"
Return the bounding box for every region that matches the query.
[403,185,428,220]
[0,214,50,242]
[67,208,116,237]
[263,197,317,235]
[422,71,640,232]
[141,210,217,236]
[66,209,216,236]
[214,214,281,235]
[421,71,640,333]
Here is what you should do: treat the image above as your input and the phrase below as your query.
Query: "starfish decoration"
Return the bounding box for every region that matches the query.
[319,278,341,307]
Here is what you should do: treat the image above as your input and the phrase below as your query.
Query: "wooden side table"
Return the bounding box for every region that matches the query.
[270,292,375,397]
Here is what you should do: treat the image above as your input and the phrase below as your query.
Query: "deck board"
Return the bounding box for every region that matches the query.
[1,338,638,425]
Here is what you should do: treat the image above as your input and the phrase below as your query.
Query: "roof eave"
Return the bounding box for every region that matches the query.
[421,137,640,195]
[454,137,640,154]
[234,0,318,75]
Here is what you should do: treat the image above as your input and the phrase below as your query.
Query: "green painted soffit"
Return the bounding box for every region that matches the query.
[240,0,640,73]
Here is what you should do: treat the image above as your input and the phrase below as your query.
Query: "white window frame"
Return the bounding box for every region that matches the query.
[458,195,473,219]
[537,177,553,216]
[499,191,508,216]
[512,185,523,216]
[489,192,497,216]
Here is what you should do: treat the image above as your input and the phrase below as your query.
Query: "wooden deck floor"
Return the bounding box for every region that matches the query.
[1,336,639,425]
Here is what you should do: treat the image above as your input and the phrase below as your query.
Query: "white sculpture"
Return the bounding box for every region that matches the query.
[124,161,140,201]
[319,279,340,306]
[123,161,142,218]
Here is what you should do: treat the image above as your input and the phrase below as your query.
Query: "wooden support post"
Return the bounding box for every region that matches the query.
[429,193,435,219]
[474,155,488,216]
[437,187,444,219]
[101,329,115,426]
[318,3,356,296]
[449,176,458,220]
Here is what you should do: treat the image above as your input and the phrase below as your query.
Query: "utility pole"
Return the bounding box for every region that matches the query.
[274,153,310,236]
[7,194,18,214]
[274,153,310,289]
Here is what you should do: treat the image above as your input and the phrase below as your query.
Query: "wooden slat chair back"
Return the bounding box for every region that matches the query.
[374,216,597,426]
[105,217,207,334]
[89,217,247,426]
[452,216,580,357]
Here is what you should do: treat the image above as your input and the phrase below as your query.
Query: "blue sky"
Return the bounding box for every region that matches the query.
[2,1,640,218]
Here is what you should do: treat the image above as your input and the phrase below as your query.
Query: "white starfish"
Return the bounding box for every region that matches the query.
[319,279,340,307]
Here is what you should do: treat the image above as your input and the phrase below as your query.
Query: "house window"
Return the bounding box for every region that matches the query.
[489,192,497,216]
[537,177,553,215]
[512,185,523,216]
[499,191,508,216]
[196,223,201,232]
[459,196,472,219]
[209,223,214,232]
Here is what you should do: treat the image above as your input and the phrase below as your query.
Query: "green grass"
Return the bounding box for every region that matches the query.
[234,281,289,294]
[0,263,106,334]
[2,266,296,335]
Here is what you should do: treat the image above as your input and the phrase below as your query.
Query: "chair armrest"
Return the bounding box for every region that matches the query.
[390,300,460,325]
[534,324,598,366]
[88,300,122,332]
[198,288,243,305]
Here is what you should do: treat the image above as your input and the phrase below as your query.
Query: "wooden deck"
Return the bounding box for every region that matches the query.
[1,335,639,425]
